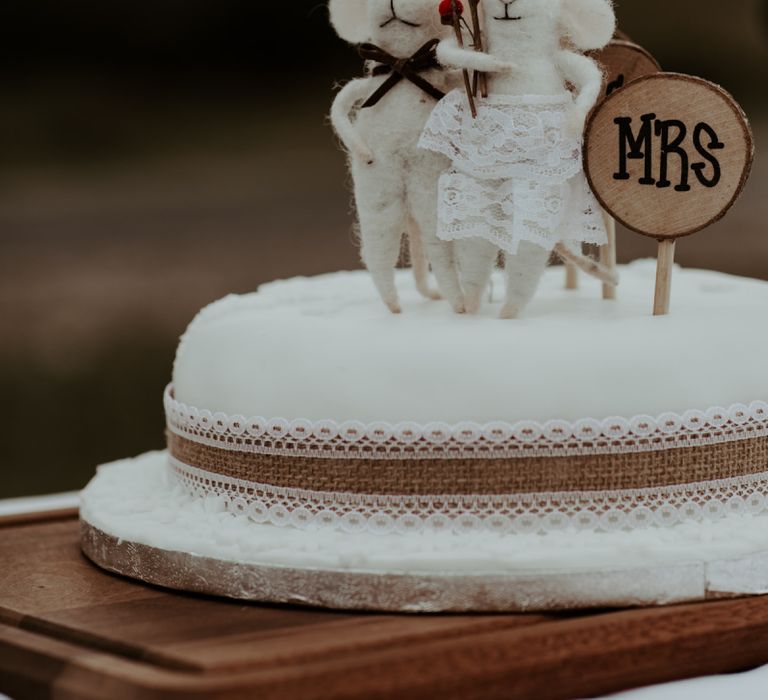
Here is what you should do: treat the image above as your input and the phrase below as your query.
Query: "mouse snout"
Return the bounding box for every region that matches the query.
[396,0,434,23]
[492,0,524,21]
[378,0,430,29]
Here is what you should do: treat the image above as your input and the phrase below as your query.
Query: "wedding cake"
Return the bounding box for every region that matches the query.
[80,262,768,611]
[80,0,764,611]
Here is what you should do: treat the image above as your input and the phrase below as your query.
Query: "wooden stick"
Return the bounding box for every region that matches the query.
[600,210,617,300]
[450,0,477,118]
[554,243,618,288]
[565,262,579,290]
[467,0,488,98]
[653,239,676,316]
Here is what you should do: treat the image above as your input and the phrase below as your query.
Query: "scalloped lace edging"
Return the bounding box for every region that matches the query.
[168,457,768,536]
[165,386,768,461]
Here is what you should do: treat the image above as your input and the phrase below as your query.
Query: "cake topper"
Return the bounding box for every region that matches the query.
[419,0,617,317]
[591,39,662,101]
[329,0,466,315]
[329,2,753,319]
[584,72,754,315]
[438,0,477,117]
[565,38,662,299]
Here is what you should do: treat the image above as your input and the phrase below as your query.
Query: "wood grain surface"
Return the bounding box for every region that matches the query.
[584,73,753,240]
[2,513,768,700]
[590,39,661,102]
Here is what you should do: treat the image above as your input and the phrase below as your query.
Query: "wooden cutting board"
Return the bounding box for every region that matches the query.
[2,512,768,700]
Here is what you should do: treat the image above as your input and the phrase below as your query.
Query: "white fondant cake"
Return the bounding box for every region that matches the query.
[81,263,768,611]
[174,261,768,422]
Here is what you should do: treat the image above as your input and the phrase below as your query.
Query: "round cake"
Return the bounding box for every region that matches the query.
[81,262,768,611]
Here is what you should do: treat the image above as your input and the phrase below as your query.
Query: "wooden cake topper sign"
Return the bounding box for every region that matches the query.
[584,72,754,315]
[582,39,661,299]
[590,39,661,100]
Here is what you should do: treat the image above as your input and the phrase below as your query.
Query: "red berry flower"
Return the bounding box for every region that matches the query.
[439,0,463,20]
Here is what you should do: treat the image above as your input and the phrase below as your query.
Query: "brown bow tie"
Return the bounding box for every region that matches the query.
[358,39,446,109]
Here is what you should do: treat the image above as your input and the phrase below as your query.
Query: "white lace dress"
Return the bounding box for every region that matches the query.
[419,89,607,255]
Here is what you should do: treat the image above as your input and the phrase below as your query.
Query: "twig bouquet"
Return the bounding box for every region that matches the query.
[438,0,484,117]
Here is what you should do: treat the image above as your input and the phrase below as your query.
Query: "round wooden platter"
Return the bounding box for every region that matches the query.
[6,511,768,699]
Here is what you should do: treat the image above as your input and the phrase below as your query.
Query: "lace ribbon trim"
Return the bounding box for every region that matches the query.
[435,170,607,255]
[165,386,768,461]
[419,90,583,182]
[419,89,607,254]
[168,457,768,536]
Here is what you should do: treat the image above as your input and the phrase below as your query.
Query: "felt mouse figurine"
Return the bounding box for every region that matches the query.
[329,0,466,314]
[420,0,616,317]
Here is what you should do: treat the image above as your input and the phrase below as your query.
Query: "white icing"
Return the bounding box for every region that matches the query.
[173,262,768,424]
[81,452,768,576]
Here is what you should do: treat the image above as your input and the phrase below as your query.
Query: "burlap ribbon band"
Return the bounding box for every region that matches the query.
[167,431,768,496]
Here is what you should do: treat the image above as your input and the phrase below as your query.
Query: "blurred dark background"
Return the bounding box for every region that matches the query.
[1,1,767,498]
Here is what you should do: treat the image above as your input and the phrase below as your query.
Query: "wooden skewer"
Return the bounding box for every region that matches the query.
[467,0,488,98]
[450,0,477,118]
[554,243,618,288]
[653,239,676,316]
[565,262,579,290]
[600,209,617,300]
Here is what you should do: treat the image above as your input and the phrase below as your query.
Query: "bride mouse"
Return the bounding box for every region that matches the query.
[329,0,465,314]
[420,0,616,317]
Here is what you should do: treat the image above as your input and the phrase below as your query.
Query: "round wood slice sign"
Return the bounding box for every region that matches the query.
[589,40,661,101]
[584,73,754,239]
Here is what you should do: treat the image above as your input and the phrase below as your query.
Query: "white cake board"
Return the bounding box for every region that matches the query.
[79,452,768,612]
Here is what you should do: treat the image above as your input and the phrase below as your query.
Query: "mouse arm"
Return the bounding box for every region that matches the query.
[557,50,603,135]
[330,78,375,164]
[437,37,516,74]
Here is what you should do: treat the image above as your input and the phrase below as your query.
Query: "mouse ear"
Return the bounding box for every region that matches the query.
[559,0,615,51]
[329,0,370,44]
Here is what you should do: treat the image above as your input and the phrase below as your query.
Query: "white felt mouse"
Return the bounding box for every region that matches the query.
[329,0,466,314]
[420,0,616,317]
